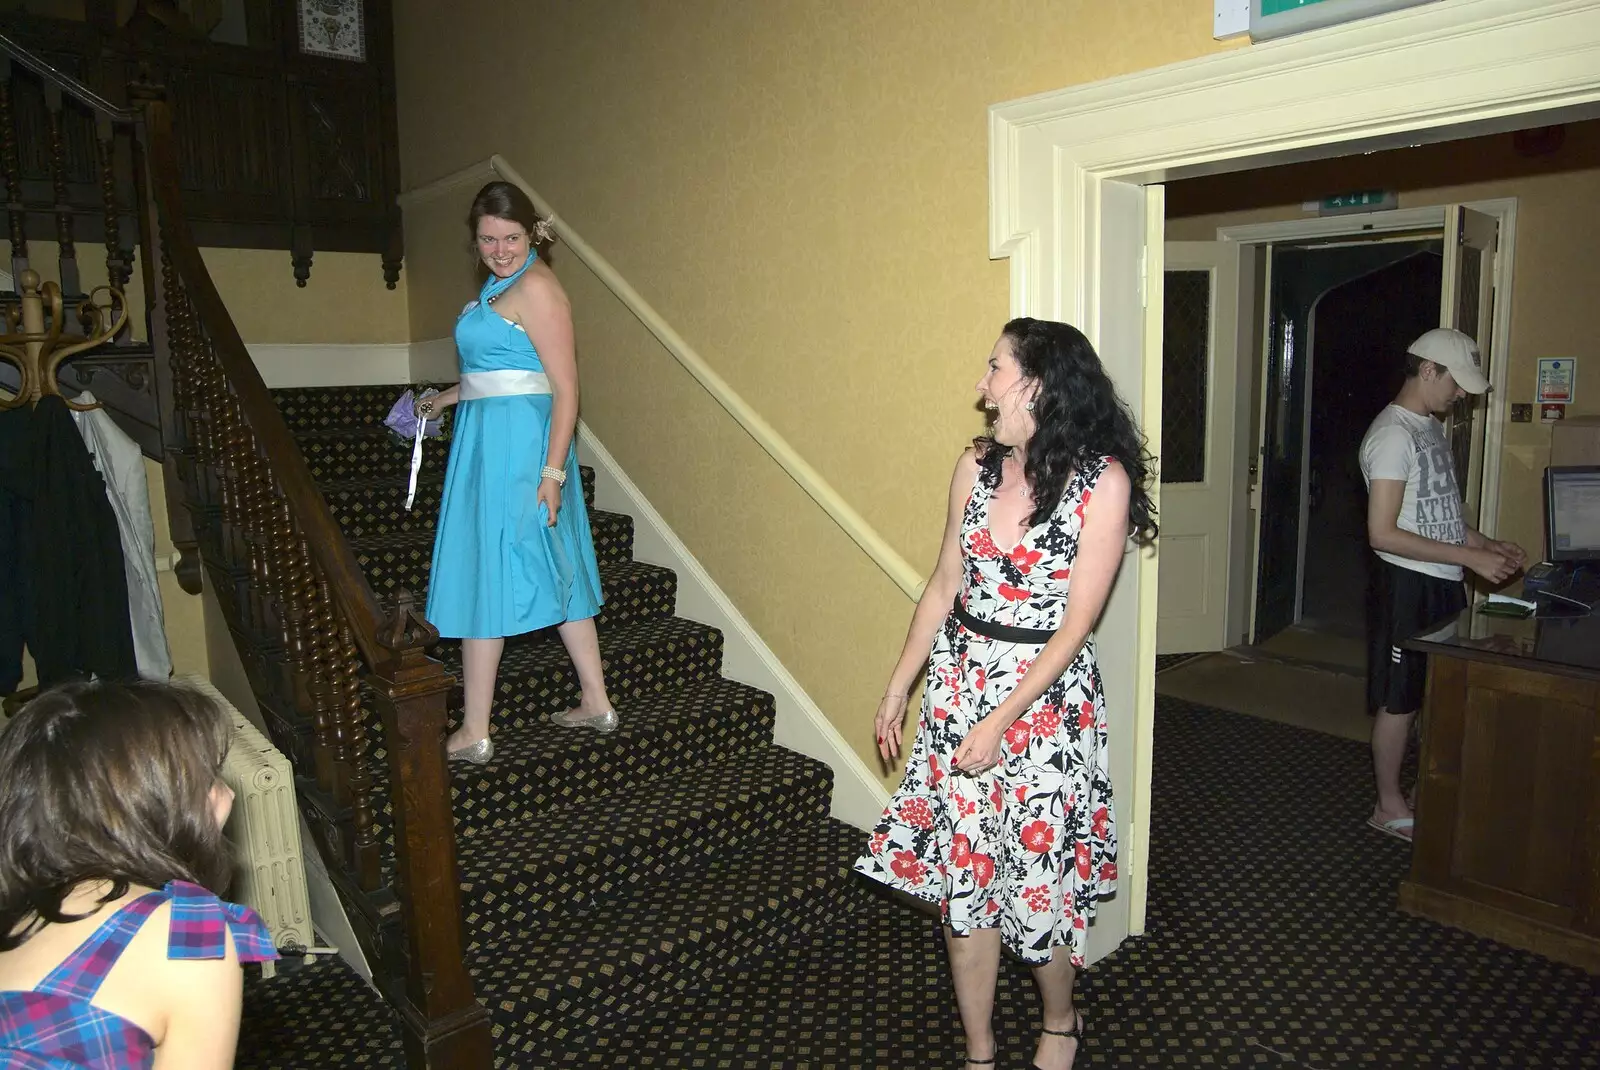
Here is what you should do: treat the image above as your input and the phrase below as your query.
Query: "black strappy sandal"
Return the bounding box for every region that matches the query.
[1031,1010,1085,1069]
[964,1058,995,1067]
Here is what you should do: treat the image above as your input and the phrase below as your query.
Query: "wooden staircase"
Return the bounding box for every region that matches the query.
[274,383,861,1057]
[0,35,866,1068]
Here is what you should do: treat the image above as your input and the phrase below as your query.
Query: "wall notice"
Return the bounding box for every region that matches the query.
[1537,358,1576,405]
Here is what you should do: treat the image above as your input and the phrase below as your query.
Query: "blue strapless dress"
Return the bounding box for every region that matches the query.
[425,256,604,639]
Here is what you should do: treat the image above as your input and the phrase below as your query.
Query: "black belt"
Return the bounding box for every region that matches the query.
[952,599,1055,644]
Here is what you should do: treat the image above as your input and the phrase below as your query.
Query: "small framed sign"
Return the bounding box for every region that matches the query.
[1251,0,1439,42]
[1537,358,1576,405]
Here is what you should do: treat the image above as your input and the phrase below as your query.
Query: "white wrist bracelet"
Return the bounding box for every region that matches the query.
[541,465,567,486]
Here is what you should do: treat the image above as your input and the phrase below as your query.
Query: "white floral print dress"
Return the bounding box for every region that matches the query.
[854,455,1119,966]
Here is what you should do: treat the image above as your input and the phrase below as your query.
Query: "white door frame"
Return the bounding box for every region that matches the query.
[989,0,1596,950]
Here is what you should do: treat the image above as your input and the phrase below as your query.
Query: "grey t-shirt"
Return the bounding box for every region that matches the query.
[1358,404,1465,581]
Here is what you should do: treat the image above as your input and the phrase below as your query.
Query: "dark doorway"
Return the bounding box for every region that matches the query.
[1301,251,1445,636]
[1254,239,1444,643]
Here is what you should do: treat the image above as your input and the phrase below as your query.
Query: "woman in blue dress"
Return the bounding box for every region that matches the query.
[418,182,613,764]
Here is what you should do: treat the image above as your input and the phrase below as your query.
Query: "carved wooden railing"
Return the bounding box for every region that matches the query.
[0,31,162,456]
[0,37,493,1070]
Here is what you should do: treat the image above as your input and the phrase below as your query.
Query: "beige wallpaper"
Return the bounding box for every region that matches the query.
[200,249,410,345]
[1166,122,1600,561]
[393,0,1232,787]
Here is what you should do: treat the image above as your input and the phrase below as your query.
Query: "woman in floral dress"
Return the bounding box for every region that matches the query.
[855,318,1158,1070]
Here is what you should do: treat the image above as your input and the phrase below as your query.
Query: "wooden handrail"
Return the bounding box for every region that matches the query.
[138,99,388,665]
[1,32,493,1064]
[0,31,134,122]
[135,87,493,1069]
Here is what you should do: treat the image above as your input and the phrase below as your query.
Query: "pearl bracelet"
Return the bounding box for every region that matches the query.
[541,465,567,486]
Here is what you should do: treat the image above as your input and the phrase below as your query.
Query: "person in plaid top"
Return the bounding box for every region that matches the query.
[0,681,277,1068]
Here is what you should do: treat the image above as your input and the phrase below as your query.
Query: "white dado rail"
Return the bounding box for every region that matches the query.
[397,157,928,602]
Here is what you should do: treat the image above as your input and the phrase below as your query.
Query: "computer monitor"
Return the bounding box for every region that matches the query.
[1545,465,1600,563]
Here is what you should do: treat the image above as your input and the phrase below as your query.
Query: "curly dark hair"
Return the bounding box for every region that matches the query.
[974,317,1158,544]
[0,680,235,951]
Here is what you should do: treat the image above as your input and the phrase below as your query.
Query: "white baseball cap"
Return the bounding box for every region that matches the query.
[1407,328,1489,394]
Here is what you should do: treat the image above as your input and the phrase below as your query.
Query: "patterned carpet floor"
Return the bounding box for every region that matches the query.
[238,696,1599,1069]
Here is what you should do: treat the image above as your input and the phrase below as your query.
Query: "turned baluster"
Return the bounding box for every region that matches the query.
[159,246,206,498]
[0,59,26,287]
[314,577,353,810]
[95,115,129,295]
[210,386,242,579]
[238,429,271,642]
[252,462,288,688]
[302,557,337,796]
[41,85,78,304]
[279,502,316,718]
[339,617,382,890]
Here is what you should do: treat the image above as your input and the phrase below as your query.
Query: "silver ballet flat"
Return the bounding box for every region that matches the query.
[447,737,494,764]
[550,708,619,734]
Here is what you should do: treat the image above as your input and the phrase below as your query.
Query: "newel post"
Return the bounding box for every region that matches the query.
[367,596,493,1070]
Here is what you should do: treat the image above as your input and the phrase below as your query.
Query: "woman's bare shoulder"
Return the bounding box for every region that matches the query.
[509,259,569,310]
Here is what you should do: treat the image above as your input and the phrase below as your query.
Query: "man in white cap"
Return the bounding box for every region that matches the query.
[1358,328,1526,842]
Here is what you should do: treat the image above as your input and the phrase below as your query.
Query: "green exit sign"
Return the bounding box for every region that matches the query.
[1261,0,1333,13]
[1252,0,1438,41]
[1322,191,1391,210]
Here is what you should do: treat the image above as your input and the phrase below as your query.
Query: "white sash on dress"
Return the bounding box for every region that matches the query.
[458,369,552,399]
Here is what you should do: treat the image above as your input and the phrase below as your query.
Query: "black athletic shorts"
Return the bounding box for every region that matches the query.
[1366,559,1467,716]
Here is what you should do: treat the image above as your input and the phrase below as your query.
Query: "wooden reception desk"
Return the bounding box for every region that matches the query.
[1402,609,1600,972]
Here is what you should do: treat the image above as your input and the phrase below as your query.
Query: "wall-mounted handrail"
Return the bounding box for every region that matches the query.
[399,158,929,601]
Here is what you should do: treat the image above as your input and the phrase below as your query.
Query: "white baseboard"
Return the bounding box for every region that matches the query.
[249,343,413,389]
[576,422,890,832]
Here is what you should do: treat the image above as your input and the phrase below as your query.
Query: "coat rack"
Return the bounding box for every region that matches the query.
[0,269,128,411]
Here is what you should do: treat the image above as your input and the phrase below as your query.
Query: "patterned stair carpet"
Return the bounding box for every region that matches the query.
[240,696,1599,1069]
[239,387,1598,1069]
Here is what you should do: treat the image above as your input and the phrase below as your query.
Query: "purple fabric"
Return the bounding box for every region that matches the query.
[383,388,443,441]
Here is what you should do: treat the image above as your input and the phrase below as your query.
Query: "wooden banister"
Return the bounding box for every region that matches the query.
[133,88,492,1070]
[0,33,493,1069]
[137,96,387,663]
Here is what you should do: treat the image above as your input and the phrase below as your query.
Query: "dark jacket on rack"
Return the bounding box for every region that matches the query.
[0,396,137,690]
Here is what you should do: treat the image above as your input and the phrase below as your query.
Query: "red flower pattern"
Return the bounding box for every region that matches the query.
[852,456,1118,969]
[891,850,928,884]
[1031,704,1062,738]
[1021,820,1056,854]
[1004,719,1032,755]
[1009,546,1043,574]
[968,528,1000,559]
[898,797,935,830]
[950,834,971,868]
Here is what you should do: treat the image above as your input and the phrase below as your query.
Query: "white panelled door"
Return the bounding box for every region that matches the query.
[1157,241,1242,654]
